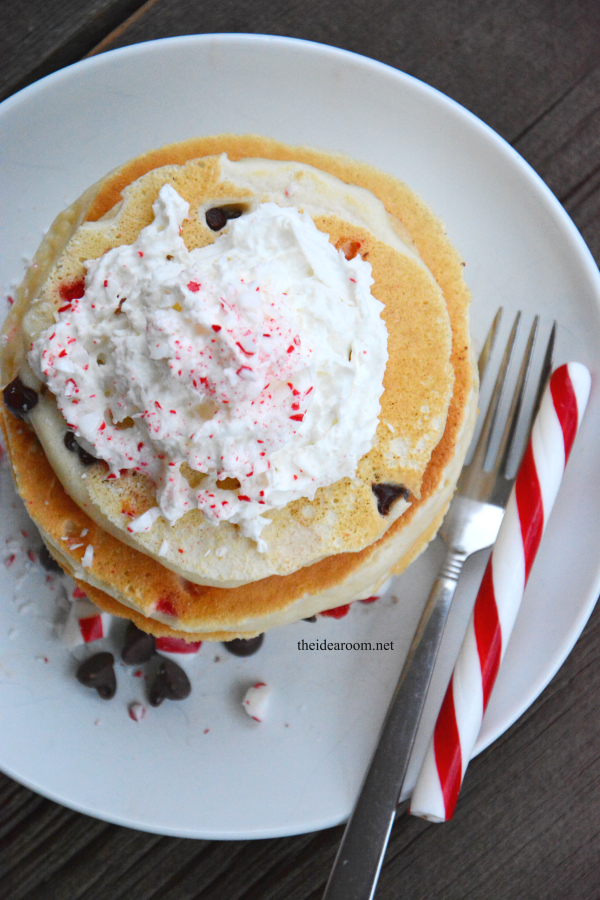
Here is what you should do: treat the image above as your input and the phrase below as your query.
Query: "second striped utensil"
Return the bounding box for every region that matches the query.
[410,359,591,823]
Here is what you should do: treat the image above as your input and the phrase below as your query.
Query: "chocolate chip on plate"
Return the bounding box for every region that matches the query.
[38,543,63,573]
[223,634,264,657]
[148,658,191,706]
[76,652,117,699]
[64,431,98,466]
[2,377,38,419]
[121,621,156,665]
[371,482,410,517]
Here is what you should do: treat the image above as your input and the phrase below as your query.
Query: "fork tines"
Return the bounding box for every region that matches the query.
[466,309,556,490]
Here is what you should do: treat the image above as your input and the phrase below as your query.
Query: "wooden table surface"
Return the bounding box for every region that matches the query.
[2,2,600,897]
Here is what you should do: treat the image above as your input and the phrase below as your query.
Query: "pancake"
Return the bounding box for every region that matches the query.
[0,134,476,638]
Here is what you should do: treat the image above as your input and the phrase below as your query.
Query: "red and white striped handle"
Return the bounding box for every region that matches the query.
[409,362,591,823]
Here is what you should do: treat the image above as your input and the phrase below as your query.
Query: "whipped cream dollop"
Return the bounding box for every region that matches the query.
[29,185,388,549]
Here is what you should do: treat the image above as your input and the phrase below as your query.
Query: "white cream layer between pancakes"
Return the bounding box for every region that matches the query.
[17,155,454,587]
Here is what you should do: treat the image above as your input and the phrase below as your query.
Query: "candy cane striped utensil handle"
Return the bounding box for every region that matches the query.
[409,362,591,823]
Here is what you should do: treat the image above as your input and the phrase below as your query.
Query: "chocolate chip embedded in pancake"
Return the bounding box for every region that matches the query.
[372,483,411,516]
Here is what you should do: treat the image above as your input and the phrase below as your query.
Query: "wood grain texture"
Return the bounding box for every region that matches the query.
[1,0,600,897]
[515,63,600,264]
[0,0,149,101]
[87,0,600,143]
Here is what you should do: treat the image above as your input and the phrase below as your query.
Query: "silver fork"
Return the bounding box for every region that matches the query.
[322,309,556,900]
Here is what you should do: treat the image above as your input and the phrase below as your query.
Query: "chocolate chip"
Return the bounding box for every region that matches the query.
[303,616,317,623]
[222,634,264,657]
[205,207,228,231]
[372,483,410,516]
[64,431,78,453]
[122,622,156,665]
[96,676,117,700]
[76,652,116,699]
[3,377,38,419]
[77,445,98,466]
[205,205,245,232]
[221,205,243,220]
[64,431,98,466]
[38,543,63,573]
[148,658,191,706]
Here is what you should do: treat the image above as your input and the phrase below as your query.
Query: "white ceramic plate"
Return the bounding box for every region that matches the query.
[0,35,599,839]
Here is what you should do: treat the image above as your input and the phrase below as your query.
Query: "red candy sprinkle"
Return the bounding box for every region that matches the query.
[79,615,103,642]
[321,604,351,619]
[360,596,380,604]
[156,637,202,654]
[290,414,304,422]
[72,587,87,599]
[187,281,201,292]
[59,278,85,302]
[156,597,177,617]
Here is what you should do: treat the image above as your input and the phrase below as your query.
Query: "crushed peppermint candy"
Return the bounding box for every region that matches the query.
[29,184,387,550]
[242,681,271,722]
[128,702,146,722]
[81,544,94,568]
[62,598,110,647]
[127,507,162,533]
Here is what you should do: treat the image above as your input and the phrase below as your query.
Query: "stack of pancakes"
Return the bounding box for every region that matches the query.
[0,135,477,640]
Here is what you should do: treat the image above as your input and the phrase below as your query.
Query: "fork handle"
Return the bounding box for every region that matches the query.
[322,546,468,900]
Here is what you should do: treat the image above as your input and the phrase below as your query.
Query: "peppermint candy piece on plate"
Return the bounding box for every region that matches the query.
[242,682,271,722]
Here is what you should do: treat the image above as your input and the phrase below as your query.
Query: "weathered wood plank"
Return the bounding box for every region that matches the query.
[81,837,211,900]
[22,828,164,900]
[515,65,600,200]
[88,0,600,143]
[514,62,600,265]
[0,0,149,102]
[1,804,107,900]
[0,777,47,841]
